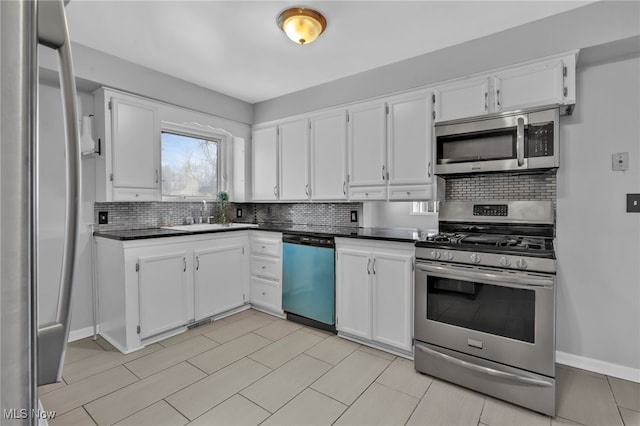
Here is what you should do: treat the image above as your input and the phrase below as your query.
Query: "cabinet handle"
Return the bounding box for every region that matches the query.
[366,258,371,275]
[496,89,501,109]
[428,161,432,178]
[372,258,376,275]
[262,291,266,296]
[382,165,386,180]
[273,185,278,197]
[261,245,266,249]
[195,256,199,271]
[261,265,266,269]
[343,181,346,195]
[484,92,488,111]
[305,184,309,196]
[155,169,159,183]
[406,191,411,196]
[183,257,187,272]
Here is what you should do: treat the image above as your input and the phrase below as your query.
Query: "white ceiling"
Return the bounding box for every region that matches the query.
[65,1,592,104]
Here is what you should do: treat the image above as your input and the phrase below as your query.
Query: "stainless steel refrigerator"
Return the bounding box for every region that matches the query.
[1,1,80,424]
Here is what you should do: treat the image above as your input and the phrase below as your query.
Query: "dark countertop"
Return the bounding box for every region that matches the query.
[94,223,435,243]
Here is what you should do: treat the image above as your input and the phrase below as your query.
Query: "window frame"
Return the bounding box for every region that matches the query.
[409,201,439,216]
[160,121,229,202]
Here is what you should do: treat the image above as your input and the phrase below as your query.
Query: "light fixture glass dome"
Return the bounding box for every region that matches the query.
[277,7,326,45]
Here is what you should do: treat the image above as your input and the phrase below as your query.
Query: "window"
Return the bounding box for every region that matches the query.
[410,201,439,215]
[161,131,219,200]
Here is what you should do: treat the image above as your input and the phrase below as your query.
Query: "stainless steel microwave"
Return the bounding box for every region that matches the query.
[435,108,559,175]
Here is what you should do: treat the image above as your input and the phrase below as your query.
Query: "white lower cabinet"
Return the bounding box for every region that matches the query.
[249,231,283,315]
[95,231,250,353]
[194,242,247,322]
[335,238,414,355]
[138,251,189,340]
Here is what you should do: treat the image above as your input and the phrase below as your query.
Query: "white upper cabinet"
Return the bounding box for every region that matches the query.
[386,90,433,187]
[434,51,577,123]
[434,77,490,123]
[94,89,160,201]
[278,118,310,201]
[310,110,348,200]
[111,97,159,191]
[347,101,387,200]
[493,58,569,113]
[252,125,279,201]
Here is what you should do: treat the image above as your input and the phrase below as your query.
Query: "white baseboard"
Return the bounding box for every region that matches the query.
[67,326,96,343]
[557,351,640,383]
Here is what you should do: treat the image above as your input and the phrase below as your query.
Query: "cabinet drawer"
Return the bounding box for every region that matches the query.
[113,188,158,201]
[251,238,281,257]
[349,186,387,201]
[251,277,281,309]
[388,185,433,201]
[250,256,280,281]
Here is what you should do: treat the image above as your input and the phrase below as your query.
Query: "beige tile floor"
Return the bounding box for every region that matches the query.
[39,308,639,426]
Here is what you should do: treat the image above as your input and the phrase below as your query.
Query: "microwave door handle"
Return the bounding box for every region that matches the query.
[415,343,553,388]
[415,264,554,288]
[516,117,525,167]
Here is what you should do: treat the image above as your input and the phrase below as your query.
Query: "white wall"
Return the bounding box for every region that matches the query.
[557,55,640,380]
[38,81,96,336]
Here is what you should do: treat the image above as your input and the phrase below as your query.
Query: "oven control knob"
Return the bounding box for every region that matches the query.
[516,258,528,269]
[499,256,511,267]
[443,252,454,261]
[470,253,481,264]
[430,250,441,260]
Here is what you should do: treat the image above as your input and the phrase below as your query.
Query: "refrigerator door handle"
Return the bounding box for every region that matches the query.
[36,0,81,386]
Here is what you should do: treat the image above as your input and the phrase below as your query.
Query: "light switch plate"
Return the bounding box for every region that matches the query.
[612,152,629,171]
[627,194,640,213]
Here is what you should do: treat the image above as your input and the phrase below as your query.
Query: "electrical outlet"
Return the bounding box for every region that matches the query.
[612,152,629,171]
[98,211,108,224]
[627,194,640,213]
[236,208,242,218]
[350,210,358,223]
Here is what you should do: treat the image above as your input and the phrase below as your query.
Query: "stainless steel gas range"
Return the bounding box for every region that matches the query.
[414,200,556,416]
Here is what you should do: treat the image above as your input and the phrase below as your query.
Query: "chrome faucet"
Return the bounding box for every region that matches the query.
[199,200,207,223]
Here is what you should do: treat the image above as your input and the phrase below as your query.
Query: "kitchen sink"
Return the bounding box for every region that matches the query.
[162,223,259,232]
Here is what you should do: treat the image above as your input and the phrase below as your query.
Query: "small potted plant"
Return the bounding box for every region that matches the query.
[217,191,229,224]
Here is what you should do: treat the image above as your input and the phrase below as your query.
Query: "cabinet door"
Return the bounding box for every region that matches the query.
[371,251,413,352]
[194,242,246,321]
[138,251,188,340]
[434,77,489,123]
[335,248,371,340]
[111,97,159,191]
[279,119,310,200]
[493,60,565,112]
[348,102,387,187]
[310,110,347,200]
[252,126,279,201]
[387,91,433,186]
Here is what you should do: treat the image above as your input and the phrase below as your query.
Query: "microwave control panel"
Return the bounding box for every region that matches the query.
[527,122,554,157]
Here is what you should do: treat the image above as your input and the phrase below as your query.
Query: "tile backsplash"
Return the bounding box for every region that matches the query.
[444,171,557,202]
[93,201,362,231]
[93,173,553,232]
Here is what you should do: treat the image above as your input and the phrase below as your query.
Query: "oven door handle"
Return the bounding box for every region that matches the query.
[415,264,554,288]
[415,343,553,388]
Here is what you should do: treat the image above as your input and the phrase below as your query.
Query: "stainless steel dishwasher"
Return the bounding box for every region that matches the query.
[282,234,336,332]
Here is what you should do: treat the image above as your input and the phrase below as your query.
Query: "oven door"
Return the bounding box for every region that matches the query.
[414,261,555,377]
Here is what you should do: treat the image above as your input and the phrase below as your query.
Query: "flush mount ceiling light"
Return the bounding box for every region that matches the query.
[277,7,327,45]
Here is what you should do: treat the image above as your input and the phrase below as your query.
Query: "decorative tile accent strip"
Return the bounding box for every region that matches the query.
[93,201,362,231]
[444,172,557,202]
